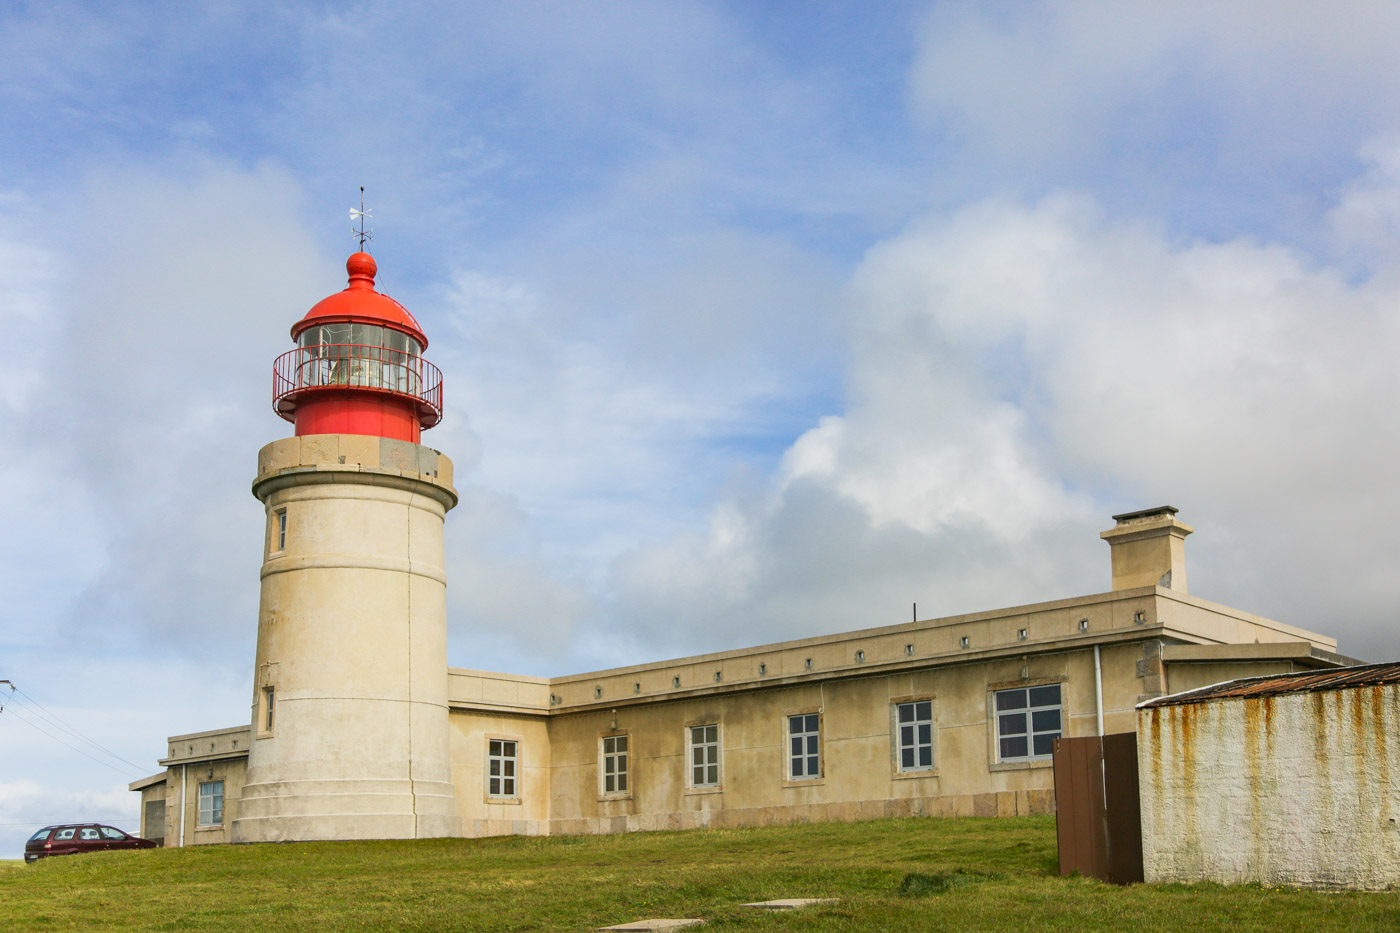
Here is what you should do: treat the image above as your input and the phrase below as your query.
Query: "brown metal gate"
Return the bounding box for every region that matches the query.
[1051,732,1142,884]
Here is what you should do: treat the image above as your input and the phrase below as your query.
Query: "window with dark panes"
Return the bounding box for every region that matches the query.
[994,684,1062,761]
[896,700,935,771]
[601,734,629,794]
[488,739,518,797]
[787,713,820,779]
[689,724,719,788]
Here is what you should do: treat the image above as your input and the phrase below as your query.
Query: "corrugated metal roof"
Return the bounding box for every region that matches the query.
[1138,660,1400,708]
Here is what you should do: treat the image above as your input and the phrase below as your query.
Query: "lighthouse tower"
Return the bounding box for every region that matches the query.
[230,251,460,842]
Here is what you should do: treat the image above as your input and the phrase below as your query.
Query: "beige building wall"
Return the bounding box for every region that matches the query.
[436,582,1349,837]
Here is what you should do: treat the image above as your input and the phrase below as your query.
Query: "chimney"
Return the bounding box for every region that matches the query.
[1100,506,1193,593]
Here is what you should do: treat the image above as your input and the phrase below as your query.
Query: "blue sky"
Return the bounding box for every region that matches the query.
[5,0,1400,856]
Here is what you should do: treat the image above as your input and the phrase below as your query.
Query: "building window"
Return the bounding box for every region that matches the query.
[688,724,719,788]
[272,508,287,552]
[198,780,224,826]
[995,684,1062,761]
[487,739,518,798]
[601,734,629,795]
[787,713,820,780]
[262,686,275,733]
[895,700,934,772]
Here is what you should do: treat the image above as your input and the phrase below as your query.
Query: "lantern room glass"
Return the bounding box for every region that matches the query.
[296,324,422,394]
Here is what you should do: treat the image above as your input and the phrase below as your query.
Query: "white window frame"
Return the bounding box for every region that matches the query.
[785,711,821,781]
[487,738,519,799]
[994,683,1063,762]
[198,780,224,826]
[894,699,936,773]
[600,733,630,797]
[687,723,720,790]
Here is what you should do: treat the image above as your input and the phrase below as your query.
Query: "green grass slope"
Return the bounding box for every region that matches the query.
[3,816,1396,932]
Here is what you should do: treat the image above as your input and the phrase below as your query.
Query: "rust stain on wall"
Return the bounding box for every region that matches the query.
[1243,697,1265,864]
[1261,695,1276,762]
[1371,687,1389,819]
[1148,707,1165,814]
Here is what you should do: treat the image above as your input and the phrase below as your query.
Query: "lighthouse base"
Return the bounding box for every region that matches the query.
[230,777,460,842]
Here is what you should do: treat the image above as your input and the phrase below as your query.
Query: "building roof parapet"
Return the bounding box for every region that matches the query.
[165,724,251,743]
[547,585,1333,687]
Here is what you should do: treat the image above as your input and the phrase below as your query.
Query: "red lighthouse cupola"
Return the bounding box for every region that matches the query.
[273,252,442,442]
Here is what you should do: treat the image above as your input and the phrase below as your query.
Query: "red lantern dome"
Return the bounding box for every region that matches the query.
[273,252,442,442]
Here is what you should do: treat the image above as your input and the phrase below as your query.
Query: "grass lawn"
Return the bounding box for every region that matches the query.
[3,816,1396,932]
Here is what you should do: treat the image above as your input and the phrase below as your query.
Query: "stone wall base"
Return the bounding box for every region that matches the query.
[464,789,1054,838]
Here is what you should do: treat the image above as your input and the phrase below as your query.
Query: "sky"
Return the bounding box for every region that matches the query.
[4,0,1400,857]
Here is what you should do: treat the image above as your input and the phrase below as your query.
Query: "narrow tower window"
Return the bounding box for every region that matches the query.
[262,686,276,733]
[273,508,287,552]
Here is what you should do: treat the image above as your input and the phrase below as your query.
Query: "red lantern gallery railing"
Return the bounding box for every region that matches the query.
[273,344,443,427]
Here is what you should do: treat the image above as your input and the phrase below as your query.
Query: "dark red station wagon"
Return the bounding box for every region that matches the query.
[24,824,157,863]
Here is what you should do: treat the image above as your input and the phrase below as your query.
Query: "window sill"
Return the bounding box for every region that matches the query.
[684,786,723,797]
[597,793,634,803]
[892,768,939,781]
[782,777,824,788]
[989,758,1053,773]
[194,824,224,832]
[484,796,522,806]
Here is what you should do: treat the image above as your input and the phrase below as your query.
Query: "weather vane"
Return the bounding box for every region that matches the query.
[350,186,373,250]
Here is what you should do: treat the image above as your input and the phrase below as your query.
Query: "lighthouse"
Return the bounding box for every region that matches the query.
[230,250,460,842]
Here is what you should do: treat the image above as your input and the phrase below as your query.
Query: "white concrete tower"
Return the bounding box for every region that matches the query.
[230,251,460,842]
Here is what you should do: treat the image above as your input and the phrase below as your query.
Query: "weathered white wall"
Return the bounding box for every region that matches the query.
[1139,684,1400,890]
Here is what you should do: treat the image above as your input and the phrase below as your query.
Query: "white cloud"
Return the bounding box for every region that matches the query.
[0,159,325,653]
[597,178,1400,664]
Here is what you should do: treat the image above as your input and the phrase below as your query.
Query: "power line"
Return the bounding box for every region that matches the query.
[1,703,146,780]
[1,682,149,774]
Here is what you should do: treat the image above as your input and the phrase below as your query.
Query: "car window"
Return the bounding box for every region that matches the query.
[99,827,128,840]
[54,828,76,840]
[79,828,101,840]
[28,827,54,842]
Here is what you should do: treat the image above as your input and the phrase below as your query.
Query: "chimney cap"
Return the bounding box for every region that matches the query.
[1111,505,1179,523]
